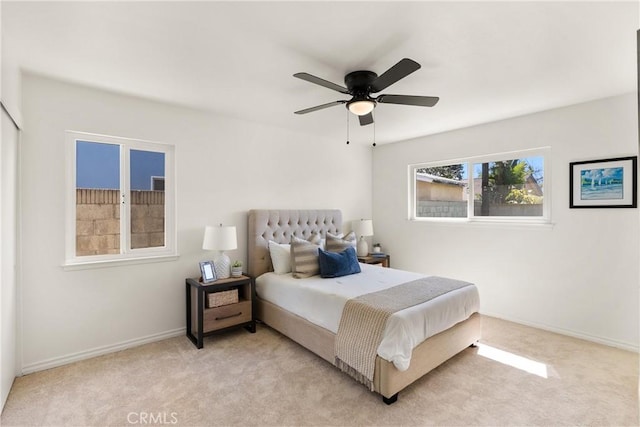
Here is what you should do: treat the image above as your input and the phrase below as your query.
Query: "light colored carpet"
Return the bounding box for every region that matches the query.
[1,316,638,426]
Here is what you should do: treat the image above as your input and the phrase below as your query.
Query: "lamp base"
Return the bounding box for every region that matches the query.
[214,252,231,279]
[357,238,369,257]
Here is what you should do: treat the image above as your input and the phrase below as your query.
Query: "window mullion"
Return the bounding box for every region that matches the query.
[467,162,474,219]
[121,145,130,254]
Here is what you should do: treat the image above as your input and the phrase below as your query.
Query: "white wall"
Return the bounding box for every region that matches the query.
[19,73,372,373]
[373,94,639,351]
[1,2,21,407]
[1,2,23,129]
[1,106,19,408]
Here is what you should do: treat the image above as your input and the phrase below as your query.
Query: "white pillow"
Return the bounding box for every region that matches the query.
[268,241,291,274]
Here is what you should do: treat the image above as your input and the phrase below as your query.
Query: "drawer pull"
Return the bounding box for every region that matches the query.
[215,312,242,321]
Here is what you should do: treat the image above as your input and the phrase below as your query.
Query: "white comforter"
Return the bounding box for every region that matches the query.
[255,264,480,371]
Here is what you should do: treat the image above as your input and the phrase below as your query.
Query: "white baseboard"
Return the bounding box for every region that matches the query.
[21,327,186,375]
[481,311,639,353]
[19,314,638,375]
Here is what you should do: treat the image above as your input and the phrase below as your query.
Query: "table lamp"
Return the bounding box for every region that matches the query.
[202,224,237,279]
[352,219,374,257]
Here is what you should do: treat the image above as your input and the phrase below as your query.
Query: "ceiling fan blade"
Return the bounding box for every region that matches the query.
[370,58,421,93]
[358,112,374,126]
[376,94,439,107]
[294,100,346,115]
[294,72,349,94]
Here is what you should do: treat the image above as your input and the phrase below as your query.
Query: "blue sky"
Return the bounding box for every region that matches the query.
[76,141,165,190]
[131,149,165,190]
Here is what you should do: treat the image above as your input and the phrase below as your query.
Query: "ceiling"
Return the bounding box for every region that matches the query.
[3,1,638,145]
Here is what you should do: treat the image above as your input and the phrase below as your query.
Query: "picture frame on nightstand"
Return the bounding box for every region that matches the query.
[199,260,217,283]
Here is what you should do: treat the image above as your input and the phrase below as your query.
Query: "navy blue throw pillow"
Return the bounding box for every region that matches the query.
[318,246,361,278]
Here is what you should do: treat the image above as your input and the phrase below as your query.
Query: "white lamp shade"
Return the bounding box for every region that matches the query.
[352,219,374,237]
[202,225,237,251]
[347,100,375,116]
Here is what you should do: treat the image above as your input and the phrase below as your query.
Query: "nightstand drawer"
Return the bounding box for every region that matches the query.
[203,301,252,332]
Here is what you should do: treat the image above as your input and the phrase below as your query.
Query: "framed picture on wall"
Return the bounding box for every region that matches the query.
[569,156,637,208]
[199,260,217,283]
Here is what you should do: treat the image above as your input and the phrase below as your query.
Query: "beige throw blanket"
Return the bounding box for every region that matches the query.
[334,276,473,391]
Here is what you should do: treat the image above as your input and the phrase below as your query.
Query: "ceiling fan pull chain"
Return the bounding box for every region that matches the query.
[346,110,350,145]
[372,112,376,147]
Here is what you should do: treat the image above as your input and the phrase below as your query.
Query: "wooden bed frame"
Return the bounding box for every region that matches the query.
[247,209,481,404]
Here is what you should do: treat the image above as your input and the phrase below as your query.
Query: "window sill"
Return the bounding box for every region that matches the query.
[410,217,555,230]
[62,253,180,271]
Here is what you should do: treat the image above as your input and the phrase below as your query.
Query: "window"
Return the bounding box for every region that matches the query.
[66,131,176,267]
[414,163,468,218]
[410,149,549,222]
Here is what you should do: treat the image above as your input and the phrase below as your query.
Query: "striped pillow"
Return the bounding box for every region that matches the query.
[290,236,321,278]
[307,232,322,246]
[325,231,357,253]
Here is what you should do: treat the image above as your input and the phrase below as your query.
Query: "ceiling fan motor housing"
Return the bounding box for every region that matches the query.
[344,70,378,94]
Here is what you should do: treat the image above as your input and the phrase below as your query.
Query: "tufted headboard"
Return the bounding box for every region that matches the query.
[247,209,343,278]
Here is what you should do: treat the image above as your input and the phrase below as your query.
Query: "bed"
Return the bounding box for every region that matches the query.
[248,209,481,404]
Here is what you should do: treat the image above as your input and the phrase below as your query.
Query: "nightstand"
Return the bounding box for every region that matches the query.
[185,274,255,349]
[358,254,391,268]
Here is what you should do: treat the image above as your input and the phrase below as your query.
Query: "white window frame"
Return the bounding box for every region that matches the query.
[64,131,177,269]
[409,148,551,225]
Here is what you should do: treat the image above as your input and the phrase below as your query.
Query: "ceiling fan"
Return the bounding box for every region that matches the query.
[293,58,439,126]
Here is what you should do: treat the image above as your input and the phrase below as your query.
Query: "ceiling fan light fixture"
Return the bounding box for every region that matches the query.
[347,99,376,116]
